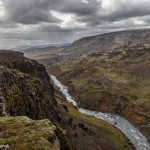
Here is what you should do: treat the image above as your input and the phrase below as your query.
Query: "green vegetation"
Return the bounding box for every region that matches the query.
[48,46,150,124]
[0,116,58,150]
[57,98,134,150]
[72,79,87,89]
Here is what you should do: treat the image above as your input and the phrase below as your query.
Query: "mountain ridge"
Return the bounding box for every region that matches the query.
[32,28,150,65]
[60,28,150,61]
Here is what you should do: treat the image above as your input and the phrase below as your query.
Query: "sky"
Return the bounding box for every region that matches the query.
[0,0,150,49]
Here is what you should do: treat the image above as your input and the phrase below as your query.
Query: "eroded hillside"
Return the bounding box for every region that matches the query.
[47,45,150,125]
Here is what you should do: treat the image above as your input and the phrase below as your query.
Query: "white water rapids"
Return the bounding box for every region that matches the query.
[50,75,150,150]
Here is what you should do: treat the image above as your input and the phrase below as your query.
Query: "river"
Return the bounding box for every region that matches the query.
[50,75,150,150]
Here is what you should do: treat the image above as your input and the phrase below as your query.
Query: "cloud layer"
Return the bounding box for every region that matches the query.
[0,0,150,49]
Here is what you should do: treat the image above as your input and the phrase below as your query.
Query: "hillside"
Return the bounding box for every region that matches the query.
[20,44,71,65]
[0,50,134,150]
[47,29,150,125]
[48,44,150,124]
[21,46,64,57]
[34,29,150,66]
[47,44,150,143]
[60,29,150,62]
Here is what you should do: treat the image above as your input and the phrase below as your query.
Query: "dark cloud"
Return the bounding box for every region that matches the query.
[37,24,71,33]
[75,0,150,26]
[0,21,18,28]
[102,0,150,22]
[60,0,101,16]
[2,0,150,26]
[0,0,150,49]
[2,0,102,24]
[3,0,61,24]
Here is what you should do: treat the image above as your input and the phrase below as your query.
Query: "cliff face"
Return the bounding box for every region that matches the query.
[0,50,74,150]
[0,50,57,122]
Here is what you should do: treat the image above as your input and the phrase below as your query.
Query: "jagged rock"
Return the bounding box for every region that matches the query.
[62,104,68,112]
[78,123,89,132]
[0,50,58,122]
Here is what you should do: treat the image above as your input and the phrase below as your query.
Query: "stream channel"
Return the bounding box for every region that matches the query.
[50,75,150,150]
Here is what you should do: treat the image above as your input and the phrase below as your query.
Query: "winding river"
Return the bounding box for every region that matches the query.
[50,75,150,150]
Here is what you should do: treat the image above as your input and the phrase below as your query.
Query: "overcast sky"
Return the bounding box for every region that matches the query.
[0,0,150,49]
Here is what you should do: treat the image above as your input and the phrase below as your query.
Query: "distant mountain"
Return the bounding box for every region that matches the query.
[21,46,59,57]
[20,44,71,58]
[33,29,150,65]
[50,43,71,47]
[21,29,150,66]
[13,43,71,57]
[60,29,150,61]
[15,43,71,50]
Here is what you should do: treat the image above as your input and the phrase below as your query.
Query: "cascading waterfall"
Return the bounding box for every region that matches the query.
[50,75,150,150]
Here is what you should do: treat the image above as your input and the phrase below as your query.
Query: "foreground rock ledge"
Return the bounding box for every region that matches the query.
[0,116,60,150]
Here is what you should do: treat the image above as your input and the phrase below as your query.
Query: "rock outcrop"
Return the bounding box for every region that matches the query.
[0,116,60,150]
[0,50,74,150]
[0,50,58,121]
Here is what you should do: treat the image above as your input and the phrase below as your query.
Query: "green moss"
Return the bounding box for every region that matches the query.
[0,116,58,150]
[72,79,87,89]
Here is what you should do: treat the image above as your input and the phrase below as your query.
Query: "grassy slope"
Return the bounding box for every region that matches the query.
[47,47,150,123]
[0,116,57,150]
[57,97,134,150]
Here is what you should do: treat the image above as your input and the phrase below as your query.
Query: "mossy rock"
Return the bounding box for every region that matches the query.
[0,116,60,150]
